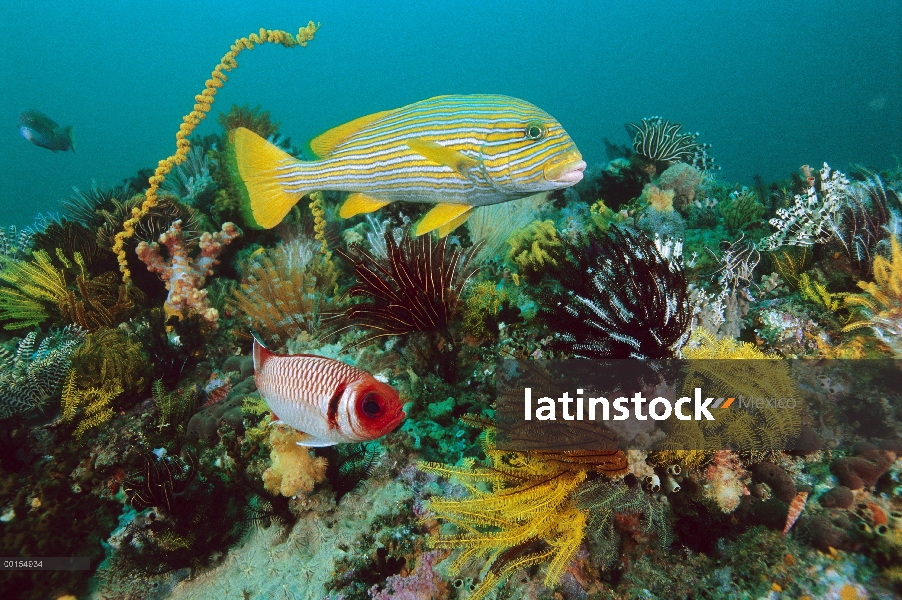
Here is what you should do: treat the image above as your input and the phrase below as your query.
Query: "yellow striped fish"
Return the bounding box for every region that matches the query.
[230,94,585,236]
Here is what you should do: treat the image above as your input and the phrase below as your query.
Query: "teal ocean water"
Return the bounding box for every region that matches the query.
[2,1,899,228]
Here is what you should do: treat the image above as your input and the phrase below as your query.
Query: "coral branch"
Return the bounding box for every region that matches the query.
[136,220,240,326]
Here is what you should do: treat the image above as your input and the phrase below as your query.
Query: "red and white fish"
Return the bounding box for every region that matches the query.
[253,337,405,446]
[782,490,809,535]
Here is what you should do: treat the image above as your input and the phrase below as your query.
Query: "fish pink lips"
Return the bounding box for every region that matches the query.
[545,159,587,184]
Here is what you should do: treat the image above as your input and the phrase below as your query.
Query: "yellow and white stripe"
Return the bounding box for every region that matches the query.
[231,94,584,235]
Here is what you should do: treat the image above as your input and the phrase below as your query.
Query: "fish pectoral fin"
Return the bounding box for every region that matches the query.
[229,127,304,229]
[310,110,394,158]
[64,126,75,152]
[437,208,474,237]
[415,204,473,237]
[406,138,480,176]
[294,433,336,448]
[339,193,392,219]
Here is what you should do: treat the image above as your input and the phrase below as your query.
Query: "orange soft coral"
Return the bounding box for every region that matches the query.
[262,425,328,497]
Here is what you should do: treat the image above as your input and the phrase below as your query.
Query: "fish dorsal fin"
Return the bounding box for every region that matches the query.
[252,334,275,371]
[339,193,392,219]
[415,203,473,237]
[406,138,479,177]
[309,110,393,158]
[295,433,336,447]
[230,127,305,229]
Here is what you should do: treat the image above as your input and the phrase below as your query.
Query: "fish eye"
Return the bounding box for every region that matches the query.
[524,121,546,141]
[360,393,384,419]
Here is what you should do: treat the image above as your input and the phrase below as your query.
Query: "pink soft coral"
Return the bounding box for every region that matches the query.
[136,219,240,325]
[369,551,446,600]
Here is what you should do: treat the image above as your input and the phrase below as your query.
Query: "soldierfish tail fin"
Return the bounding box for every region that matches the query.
[252,333,275,372]
[228,127,310,229]
[64,126,75,152]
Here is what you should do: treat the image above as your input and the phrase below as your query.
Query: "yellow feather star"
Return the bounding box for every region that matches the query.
[420,418,626,600]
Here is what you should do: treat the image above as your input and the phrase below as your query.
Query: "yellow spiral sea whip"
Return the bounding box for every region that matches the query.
[113,22,320,283]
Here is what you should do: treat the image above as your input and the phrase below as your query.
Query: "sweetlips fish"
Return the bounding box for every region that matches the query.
[18,110,75,152]
[230,94,585,237]
[253,337,405,446]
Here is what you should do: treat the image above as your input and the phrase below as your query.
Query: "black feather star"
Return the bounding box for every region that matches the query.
[332,230,482,348]
[539,226,690,359]
[123,451,197,513]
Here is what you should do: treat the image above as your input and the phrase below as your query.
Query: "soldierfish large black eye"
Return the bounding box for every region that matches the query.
[360,393,385,418]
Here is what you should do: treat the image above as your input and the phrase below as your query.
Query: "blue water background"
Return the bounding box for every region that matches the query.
[1,0,900,229]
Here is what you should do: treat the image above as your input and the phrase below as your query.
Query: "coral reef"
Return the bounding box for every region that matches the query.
[262,426,328,497]
[538,226,690,359]
[628,116,717,173]
[113,23,319,282]
[3,23,902,600]
[229,236,336,349]
[136,219,241,326]
[332,230,481,371]
[0,327,83,419]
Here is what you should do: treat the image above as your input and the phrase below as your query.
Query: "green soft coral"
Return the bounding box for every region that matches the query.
[462,281,508,340]
[507,220,561,279]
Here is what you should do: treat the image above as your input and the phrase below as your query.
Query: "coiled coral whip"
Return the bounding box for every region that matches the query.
[113,22,320,284]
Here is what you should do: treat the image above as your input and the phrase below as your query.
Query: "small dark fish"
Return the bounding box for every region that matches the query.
[18,110,75,152]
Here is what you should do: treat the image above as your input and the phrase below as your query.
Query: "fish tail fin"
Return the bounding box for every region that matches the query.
[64,126,75,152]
[228,127,310,229]
[252,333,274,372]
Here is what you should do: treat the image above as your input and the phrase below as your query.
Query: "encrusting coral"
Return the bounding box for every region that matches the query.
[639,183,675,212]
[262,426,328,497]
[113,23,319,283]
[136,219,241,326]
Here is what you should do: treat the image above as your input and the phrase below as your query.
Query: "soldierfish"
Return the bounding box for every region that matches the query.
[18,110,75,152]
[230,94,585,237]
[253,337,405,446]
